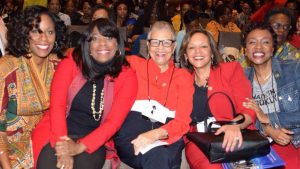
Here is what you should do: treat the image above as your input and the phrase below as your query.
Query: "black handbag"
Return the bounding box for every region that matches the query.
[187,92,270,163]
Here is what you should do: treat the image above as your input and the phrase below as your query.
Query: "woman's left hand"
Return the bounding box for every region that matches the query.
[243,98,270,124]
[55,136,86,156]
[215,124,242,152]
[131,130,160,155]
[56,155,74,169]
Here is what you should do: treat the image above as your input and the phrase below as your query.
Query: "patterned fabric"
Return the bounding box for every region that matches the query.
[274,42,300,61]
[238,42,300,68]
[0,54,60,168]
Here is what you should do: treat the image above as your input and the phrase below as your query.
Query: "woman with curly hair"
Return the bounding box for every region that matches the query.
[0,5,67,169]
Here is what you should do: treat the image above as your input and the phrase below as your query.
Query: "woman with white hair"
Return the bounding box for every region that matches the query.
[114,21,194,169]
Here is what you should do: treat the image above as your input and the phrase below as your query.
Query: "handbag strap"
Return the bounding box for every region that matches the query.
[204,92,245,132]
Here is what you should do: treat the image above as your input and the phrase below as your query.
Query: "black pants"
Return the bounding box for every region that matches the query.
[37,142,106,169]
[114,111,184,169]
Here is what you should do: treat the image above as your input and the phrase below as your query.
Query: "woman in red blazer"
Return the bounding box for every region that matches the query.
[31,18,137,169]
[179,29,256,169]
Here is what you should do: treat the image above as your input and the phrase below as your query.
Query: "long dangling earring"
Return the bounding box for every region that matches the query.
[211,55,214,66]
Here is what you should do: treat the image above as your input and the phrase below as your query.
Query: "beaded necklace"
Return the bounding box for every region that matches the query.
[91,81,104,121]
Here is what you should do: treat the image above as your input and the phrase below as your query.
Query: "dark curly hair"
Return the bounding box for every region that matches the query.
[73,18,128,80]
[6,5,67,58]
[213,4,231,22]
[242,22,277,55]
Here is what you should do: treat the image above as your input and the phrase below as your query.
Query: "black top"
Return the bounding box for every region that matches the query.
[67,58,113,136]
[191,83,213,124]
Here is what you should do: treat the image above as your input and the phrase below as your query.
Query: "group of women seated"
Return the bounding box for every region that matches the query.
[0,4,299,169]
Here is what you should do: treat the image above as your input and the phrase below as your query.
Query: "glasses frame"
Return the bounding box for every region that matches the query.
[271,23,292,31]
[147,39,175,47]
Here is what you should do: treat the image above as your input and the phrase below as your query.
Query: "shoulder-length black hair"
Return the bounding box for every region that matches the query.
[6,5,67,58]
[73,18,128,80]
[179,29,222,73]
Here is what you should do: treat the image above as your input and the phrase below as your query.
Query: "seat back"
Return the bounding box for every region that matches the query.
[139,39,148,58]
[218,31,242,50]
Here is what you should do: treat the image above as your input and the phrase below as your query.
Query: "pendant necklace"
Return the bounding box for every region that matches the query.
[147,59,175,111]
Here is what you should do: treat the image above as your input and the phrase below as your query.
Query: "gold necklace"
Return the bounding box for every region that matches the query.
[91,81,104,121]
[255,72,272,82]
[194,76,209,88]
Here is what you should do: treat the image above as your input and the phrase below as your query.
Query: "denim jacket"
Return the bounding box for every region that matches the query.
[244,59,300,148]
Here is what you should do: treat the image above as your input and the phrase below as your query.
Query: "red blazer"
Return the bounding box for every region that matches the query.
[185,62,256,169]
[206,62,256,124]
[32,54,137,168]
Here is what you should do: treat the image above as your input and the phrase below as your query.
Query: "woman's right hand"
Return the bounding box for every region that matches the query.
[215,124,243,152]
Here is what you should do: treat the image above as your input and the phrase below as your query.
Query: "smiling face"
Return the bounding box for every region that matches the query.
[28,14,56,58]
[148,28,176,72]
[245,29,274,67]
[89,27,118,63]
[186,32,212,70]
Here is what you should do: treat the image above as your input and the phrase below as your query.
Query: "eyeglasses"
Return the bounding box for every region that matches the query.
[148,39,175,47]
[271,23,291,31]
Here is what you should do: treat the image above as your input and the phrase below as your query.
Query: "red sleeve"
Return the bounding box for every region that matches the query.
[49,54,78,147]
[229,62,256,126]
[126,55,145,71]
[161,70,194,144]
[78,67,138,153]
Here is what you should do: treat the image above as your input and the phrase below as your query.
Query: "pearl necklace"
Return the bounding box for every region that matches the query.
[91,81,104,121]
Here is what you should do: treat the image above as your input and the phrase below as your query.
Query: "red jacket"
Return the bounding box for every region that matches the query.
[127,56,194,144]
[206,62,256,123]
[32,54,137,168]
[185,62,256,169]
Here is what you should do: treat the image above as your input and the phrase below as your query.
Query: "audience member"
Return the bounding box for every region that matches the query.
[175,10,202,63]
[171,0,191,33]
[290,16,300,49]
[179,29,255,169]
[48,0,71,26]
[32,18,137,169]
[0,5,66,168]
[206,4,241,44]
[72,0,95,25]
[264,7,300,60]
[243,22,300,169]
[114,21,194,169]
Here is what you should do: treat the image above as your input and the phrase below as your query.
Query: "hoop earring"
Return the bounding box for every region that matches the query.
[26,48,32,58]
[115,50,122,57]
[53,41,58,50]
